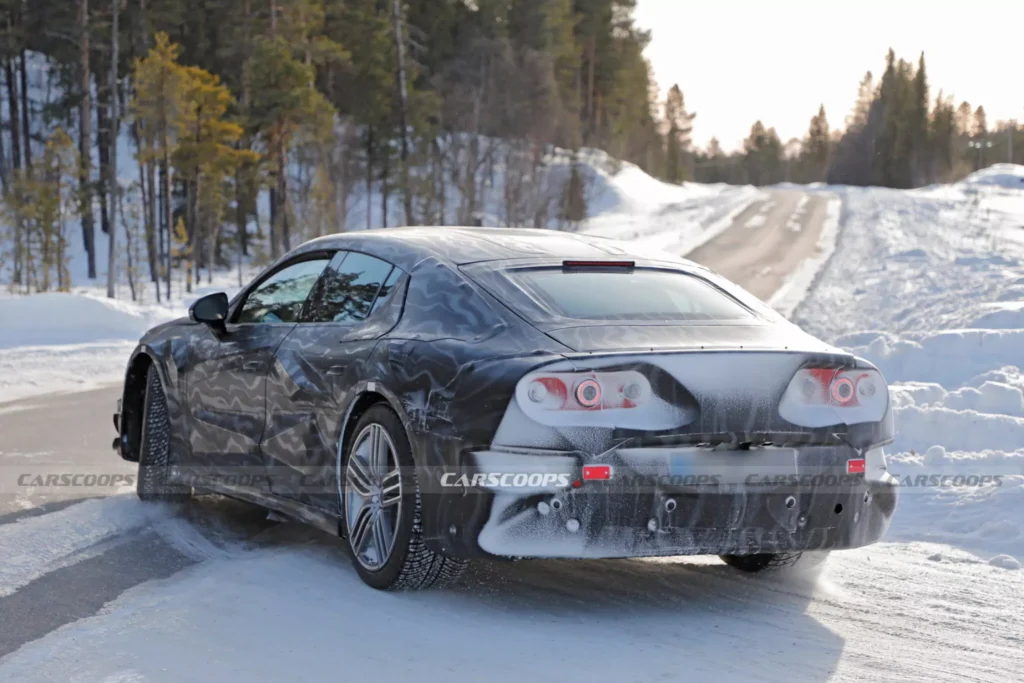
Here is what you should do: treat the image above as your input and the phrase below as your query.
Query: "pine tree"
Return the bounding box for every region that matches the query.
[174,64,259,287]
[743,121,783,186]
[132,32,190,300]
[910,53,930,185]
[247,35,335,256]
[663,84,695,183]
[929,91,957,182]
[805,105,830,182]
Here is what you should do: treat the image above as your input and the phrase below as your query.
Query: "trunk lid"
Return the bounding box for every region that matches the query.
[544,322,839,355]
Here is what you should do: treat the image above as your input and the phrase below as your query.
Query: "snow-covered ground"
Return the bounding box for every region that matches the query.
[0,497,1020,682]
[793,164,1024,559]
[0,282,238,403]
[2,163,1024,682]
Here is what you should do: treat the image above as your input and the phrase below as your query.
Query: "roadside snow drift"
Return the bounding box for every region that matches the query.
[0,282,244,403]
[794,166,1024,559]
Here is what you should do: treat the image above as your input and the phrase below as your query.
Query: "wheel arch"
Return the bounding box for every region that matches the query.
[338,383,414,464]
[119,347,175,462]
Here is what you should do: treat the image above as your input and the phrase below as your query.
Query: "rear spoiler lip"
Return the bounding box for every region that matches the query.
[556,348,857,361]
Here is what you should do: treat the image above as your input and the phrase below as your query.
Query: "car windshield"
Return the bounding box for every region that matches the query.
[509,268,754,322]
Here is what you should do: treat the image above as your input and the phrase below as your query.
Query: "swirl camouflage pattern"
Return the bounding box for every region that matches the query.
[113,227,898,590]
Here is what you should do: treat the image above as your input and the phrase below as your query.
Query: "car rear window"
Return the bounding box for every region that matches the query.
[509,268,754,322]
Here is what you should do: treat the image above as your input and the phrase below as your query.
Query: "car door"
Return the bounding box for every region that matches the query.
[262,250,406,510]
[185,255,332,489]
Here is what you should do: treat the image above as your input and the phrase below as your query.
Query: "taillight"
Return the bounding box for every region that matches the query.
[514,366,694,430]
[780,367,888,427]
[521,371,651,412]
[575,379,602,408]
[797,368,874,407]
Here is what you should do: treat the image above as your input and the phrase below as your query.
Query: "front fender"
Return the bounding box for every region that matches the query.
[117,336,193,463]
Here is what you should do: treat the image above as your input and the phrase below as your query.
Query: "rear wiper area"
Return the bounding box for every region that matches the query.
[614,430,847,450]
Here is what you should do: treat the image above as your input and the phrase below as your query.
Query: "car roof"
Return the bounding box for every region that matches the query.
[294,226,701,271]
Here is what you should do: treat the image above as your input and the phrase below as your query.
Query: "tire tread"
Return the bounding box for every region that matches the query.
[137,366,191,503]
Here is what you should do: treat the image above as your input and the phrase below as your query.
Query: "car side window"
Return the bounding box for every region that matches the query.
[304,251,396,324]
[369,267,404,316]
[235,258,331,324]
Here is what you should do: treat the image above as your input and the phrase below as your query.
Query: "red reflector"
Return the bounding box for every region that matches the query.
[562,260,635,268]
[847,458,866,474]
[582,465,612,481]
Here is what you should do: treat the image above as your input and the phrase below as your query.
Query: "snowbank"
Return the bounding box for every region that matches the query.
[796,177,1024,558]
[959,163,1024,189]
[580,155,762,256]
[0,293,176,350]
[0,280,245,403]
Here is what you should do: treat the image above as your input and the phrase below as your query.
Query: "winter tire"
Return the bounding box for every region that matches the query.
[340,404,467,590]
[720,551,829,573]
[137,365,191,503]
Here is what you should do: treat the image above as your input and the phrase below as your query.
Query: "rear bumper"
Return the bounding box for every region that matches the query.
[429,445,898,559]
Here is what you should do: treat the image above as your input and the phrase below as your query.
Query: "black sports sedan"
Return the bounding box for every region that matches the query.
[113,227,898,590]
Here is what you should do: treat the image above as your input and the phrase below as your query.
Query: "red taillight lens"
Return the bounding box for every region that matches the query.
[575,379,602,408]
[582,465,612,480]
[795,368,876,407]
[521,370,651,412]
[830,377,856,405]
[779,366,888,427]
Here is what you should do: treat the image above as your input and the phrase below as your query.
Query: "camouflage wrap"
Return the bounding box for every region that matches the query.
[115,227,898,560]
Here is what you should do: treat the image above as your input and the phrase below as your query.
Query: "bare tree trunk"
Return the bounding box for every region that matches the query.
[160,148,171,300]
[235,0,252,261]
[96,67,110,236]
[269,187,278,256]
[192,178,200,292]
[365,126,373,230]
[586,36,596,144]
[134,127,159,299]
[121,201,136,301]
[4,52,21,286]
[106,0,119,298]
[392,0,413,226]
[78,0,97,280]
[18,49,31,174]
[6,58,21,172]
[0,71,8,192]
[279,139,290,252]
[381,145,389,228]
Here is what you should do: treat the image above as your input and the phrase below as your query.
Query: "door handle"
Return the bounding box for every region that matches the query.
[243,361,266,372]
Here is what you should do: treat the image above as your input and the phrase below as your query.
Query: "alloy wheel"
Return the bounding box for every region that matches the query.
[343,423,403,571]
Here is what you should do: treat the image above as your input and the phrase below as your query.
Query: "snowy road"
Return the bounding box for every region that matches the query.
[2,187,1022,682]
[687,189,832,301]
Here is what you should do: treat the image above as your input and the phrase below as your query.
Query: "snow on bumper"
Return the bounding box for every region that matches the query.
[446,446,897,559]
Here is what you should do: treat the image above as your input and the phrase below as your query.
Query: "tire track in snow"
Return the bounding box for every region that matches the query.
[0,495,162,598]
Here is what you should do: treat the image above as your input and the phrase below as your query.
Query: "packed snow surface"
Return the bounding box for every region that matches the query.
[0,497,1020,683]
[2,159,1024,682]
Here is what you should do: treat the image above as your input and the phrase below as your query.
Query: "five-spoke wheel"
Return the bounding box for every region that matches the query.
[339,404,468,590]
[344,423,403,570]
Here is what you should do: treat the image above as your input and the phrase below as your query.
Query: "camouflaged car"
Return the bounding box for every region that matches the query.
[114,227,898,590]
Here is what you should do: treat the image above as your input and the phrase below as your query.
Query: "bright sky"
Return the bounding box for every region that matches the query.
[636,0,1023,152]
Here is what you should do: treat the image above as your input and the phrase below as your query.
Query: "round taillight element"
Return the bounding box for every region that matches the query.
[830,377,855,404]
[575,379,602,408]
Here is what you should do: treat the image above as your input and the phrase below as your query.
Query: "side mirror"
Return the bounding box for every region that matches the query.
[189,292,229,333]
